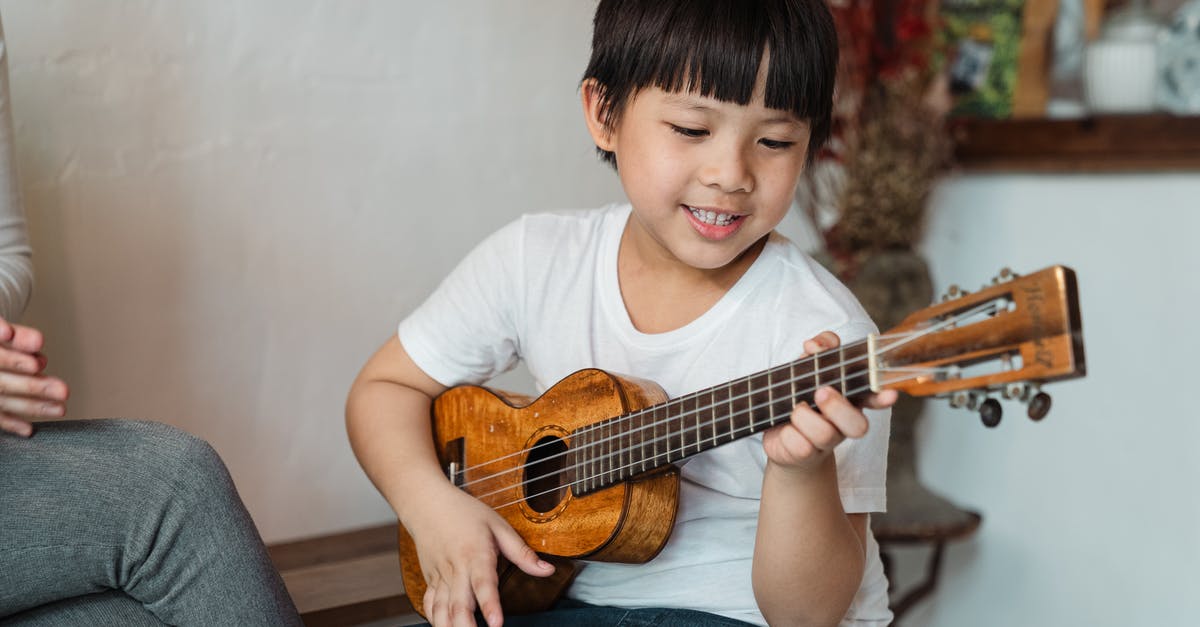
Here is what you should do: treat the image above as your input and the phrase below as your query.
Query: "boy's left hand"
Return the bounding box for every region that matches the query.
[762,331,897,471]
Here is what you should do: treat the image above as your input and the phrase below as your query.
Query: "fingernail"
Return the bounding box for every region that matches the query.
[815,387,832,403]
[537,559,552,570]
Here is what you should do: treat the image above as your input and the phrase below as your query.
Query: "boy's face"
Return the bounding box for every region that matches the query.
[583,72,810,274]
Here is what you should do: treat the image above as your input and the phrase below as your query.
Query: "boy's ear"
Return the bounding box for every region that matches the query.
[581,78,616,153]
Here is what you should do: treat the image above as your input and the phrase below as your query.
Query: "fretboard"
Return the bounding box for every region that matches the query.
[569,340,873,495]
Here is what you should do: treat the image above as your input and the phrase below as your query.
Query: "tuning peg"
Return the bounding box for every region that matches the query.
[979,397,1003,428]
[1003,382,1031,401]
[991,267,1019,284]
[949,390,970,409]
[941,284,967,302]
[1027,392,1052,421]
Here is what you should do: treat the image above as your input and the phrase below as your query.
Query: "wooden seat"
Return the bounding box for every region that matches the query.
[268,523,422,627]
[873,503,982,624]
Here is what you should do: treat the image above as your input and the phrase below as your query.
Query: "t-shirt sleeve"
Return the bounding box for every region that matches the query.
[828,317,890,514]
[398,219,525,387]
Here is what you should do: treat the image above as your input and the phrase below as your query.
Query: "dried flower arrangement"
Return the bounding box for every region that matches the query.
[807,0,954,279]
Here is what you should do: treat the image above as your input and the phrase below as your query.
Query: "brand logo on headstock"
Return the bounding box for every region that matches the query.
[1023,283,1054,369]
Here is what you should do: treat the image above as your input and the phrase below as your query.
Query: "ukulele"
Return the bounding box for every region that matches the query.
[398,265,1086,616]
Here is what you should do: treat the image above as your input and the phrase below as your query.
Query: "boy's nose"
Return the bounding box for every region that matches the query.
[698,148,754,194]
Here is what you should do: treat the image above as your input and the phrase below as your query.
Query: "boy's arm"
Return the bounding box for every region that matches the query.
[753,456,869,627]
[752,332,894,627]
[346,336,554,627]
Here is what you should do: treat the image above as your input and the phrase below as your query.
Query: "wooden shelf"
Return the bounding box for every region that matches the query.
[951,114,1200,172]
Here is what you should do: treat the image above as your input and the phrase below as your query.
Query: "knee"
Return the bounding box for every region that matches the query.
[106,420,236,501]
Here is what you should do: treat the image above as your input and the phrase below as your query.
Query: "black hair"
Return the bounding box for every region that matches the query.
[582,0,838,168]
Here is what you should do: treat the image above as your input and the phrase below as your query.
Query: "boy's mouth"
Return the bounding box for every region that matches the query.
[684,205,745,228]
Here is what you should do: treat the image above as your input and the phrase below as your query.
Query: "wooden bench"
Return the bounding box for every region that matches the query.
[268,523,423,627]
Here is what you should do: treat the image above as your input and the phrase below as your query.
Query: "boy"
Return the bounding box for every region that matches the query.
[347,1,897,625]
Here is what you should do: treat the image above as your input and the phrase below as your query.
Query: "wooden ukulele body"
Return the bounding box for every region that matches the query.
[398,368,681,615]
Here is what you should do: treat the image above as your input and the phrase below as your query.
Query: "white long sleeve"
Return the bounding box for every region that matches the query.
[0,14,34,322]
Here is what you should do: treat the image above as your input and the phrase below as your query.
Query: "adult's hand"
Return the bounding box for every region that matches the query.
[0,317,68,437]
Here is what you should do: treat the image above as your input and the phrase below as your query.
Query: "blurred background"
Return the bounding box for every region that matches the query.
[2,1,1197,625]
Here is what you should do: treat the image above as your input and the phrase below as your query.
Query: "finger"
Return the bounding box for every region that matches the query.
[0,413,33,437]
[423,582,436,623]
[769,420,820,460]
[0,395,65,420]
[0,347,43,375]
[0,373,69,403]
[0,318,12,343]
[803,331,841,355]
[6,325,45,355]
[814,387,869,439]
[791,401,842,451]
[471,568,504,627]
[492,522,554,578]
[446,569,479,627]
[862,389,899,410]
[431,579,451,627]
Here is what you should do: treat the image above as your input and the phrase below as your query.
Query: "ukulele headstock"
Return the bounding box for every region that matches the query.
[869,265,1085,427]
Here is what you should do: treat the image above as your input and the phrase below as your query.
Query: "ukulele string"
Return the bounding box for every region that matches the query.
[453,339,870,492]
[486,371,933,513]
[471,365,937,511]
[452,303,983,494]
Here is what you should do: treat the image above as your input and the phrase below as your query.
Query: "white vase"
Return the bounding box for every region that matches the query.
[1084,4,1161,113]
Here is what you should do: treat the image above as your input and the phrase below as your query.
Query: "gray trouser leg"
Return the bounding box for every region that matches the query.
[0,420,301,626]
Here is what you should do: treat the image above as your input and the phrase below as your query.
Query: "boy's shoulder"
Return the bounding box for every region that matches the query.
[497,203,630,250]
[511,203,629,231]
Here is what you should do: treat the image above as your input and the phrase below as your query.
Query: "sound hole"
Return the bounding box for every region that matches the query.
[523,435,568,514]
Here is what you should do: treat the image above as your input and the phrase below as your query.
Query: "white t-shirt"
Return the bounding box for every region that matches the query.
[399,204,892,626]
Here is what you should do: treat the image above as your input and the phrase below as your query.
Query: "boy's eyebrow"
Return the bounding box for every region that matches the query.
[661,93,805,127]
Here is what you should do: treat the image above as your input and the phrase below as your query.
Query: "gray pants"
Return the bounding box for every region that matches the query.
[0,420,302,626]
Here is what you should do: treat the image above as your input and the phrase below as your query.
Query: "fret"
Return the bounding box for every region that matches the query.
[766,371,774,430]
[839,345,847,396]
[731,375,751,437]
[624,410,633,478]
[604,420,613,486]
[694,390,716,451]
[748,371,772,432]
[789,362,796,408]
[636,410,649,474]
[679,394,697,457]
[711,385,732,443]
[768,367,794,420]
[665,400,684,464]
[578,428,588,493]
[709,389,718,448]
[793,355,817,407]
[843,341,873,404]
[813,351,821,391]
[651,405,661,467]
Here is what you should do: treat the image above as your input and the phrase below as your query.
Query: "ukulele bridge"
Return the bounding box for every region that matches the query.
[443,437,465,488]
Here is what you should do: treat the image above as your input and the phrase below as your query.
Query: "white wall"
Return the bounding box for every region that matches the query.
[905,174,1200,626]
[2,0,621,541]
[3,1,1196,625]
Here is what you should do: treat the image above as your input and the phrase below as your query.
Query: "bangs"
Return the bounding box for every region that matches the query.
[585,0,837,149]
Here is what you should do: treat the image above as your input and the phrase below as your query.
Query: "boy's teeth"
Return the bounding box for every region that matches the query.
[688,207,737,227]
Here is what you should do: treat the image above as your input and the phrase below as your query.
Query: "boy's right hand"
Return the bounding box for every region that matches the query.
[410,485,555,627]
[0,317,69,437]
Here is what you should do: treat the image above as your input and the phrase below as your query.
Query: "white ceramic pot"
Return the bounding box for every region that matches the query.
[1085,39,1160,112]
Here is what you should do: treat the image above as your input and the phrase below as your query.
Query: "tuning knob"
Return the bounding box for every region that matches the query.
[1027,392,1052,421]
[991,267,1019,284]
[941,284,966,302]
[979,398,1003,428]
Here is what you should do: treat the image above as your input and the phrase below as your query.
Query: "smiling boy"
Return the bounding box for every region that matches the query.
[347,1,896,626]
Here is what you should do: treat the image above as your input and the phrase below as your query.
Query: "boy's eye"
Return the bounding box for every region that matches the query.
[669,124,708,138]
[760,138,796,150]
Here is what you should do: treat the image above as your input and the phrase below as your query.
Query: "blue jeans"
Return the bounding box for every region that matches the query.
[498,600,757,626]
[416,599,757,627]
[0,420,301,626]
